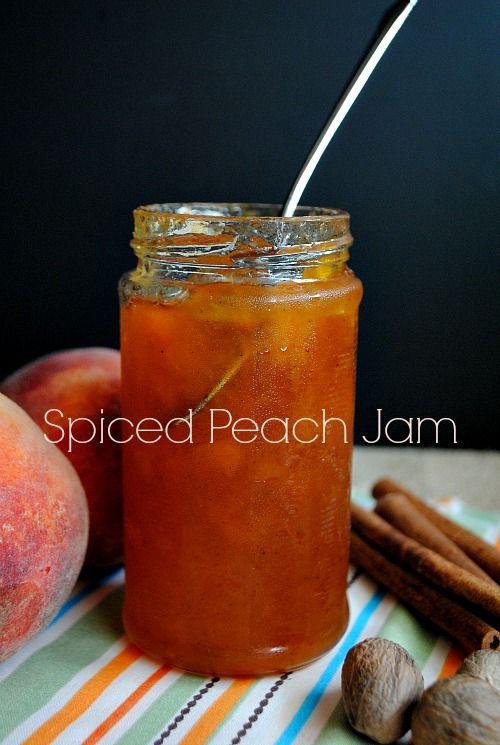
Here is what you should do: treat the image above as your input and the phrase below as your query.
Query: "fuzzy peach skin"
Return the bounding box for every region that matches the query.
[1,348,122,568]
[0,392,88,662]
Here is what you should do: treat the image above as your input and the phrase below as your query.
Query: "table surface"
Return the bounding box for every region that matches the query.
[352,446,500,512]
[1,447,499,745]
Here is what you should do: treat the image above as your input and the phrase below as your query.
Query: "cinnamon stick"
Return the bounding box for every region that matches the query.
[351,503,500,621]
[374,492,493,584]
[372,478,500,583]
[350,531,500,653]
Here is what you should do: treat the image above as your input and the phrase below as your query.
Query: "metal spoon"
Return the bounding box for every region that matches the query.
[282,0,419,217]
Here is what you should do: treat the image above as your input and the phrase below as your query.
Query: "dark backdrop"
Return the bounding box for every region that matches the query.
[1,0,499,448]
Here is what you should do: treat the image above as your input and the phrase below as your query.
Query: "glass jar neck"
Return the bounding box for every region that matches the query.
[130,203,353,285]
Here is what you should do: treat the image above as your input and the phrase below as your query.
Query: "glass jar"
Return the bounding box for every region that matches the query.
[119,203,362,676]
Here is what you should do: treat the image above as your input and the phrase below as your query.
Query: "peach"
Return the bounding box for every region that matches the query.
[0,392,88,661]
[1,348,122,568]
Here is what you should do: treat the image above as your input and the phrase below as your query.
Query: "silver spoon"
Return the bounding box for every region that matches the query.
[282,0,419,217]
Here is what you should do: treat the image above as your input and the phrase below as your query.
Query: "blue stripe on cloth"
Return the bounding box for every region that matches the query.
[275,590,385,745]
[49,566,124,626]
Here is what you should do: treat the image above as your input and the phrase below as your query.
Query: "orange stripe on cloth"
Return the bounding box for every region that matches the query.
[179,678,254,745]
[22,643,142,745]
[82,664,170,745]
[438,644,464,678]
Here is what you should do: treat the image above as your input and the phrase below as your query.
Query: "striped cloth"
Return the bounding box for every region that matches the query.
[1,491,499,745]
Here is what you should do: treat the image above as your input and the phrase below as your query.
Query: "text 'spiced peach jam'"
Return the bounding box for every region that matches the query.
[119,204,363,675]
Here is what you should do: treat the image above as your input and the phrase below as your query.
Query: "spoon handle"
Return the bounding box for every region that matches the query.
[282,0,419,217]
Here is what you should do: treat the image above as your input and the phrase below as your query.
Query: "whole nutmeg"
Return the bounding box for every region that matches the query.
[341,637,424,744]
[412,675,500,745]
[457,649,500,694]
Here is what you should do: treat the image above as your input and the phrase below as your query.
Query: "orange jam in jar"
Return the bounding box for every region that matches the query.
[119,203,362,676]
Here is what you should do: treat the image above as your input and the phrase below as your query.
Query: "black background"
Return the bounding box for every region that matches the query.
[1,1,499,448]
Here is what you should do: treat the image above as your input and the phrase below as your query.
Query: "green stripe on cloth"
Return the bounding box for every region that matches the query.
[0,587,124,739]
[315,709,364,745]
[115,674,207,745]
[376,604,437,666]
[452,511,492,538]
[314,603,437,743]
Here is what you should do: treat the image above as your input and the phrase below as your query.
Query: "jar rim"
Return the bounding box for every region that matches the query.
[134,202,349,224]
[131,202,353,276]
